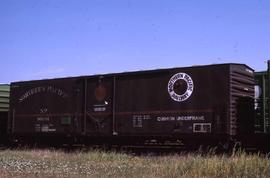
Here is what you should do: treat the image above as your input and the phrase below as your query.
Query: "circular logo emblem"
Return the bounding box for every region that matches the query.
[168,73,194,102]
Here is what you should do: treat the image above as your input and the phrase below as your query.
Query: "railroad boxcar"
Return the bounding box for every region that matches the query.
[8,63,255,148]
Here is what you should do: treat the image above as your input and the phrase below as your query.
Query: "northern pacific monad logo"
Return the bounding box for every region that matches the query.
[168,73,194,102]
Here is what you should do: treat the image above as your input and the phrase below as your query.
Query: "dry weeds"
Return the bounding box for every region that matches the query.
[0,148,270,178]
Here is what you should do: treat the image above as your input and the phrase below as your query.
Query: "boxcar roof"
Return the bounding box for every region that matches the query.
[11,63,254,84]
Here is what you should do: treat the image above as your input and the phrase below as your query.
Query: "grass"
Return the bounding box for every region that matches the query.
[0,148,270,178]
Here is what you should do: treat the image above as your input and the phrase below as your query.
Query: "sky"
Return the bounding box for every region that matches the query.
[1,0,270,83]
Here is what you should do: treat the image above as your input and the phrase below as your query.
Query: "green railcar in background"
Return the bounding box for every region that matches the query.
[0,84,10,112]
[255,61,270,133]
[0,84,10,142]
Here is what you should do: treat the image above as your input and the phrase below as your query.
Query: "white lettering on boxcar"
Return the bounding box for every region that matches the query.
[157,115,204,122]
[19,86,68,102]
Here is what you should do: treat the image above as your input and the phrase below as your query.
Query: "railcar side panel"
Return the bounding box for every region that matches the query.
[114,65,230,136]
[9,78,84,136]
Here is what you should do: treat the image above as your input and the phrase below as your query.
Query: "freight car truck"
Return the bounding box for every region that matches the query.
[7,63,255,149]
